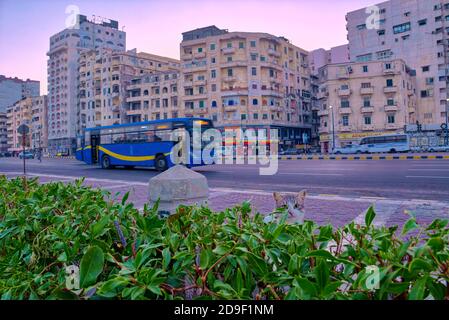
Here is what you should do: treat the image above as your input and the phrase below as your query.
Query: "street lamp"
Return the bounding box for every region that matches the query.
[329,105,336,152]
[445,98,449,146]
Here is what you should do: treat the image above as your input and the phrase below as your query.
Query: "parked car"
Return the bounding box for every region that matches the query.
[280,148,300,155]
[427,145,449,152]
[332,145,365,155]
[18,151,34,159]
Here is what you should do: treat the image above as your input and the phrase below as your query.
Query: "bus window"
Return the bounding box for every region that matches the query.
[155,130,171,142]
[101,134,112,144]
[85,132,91,145]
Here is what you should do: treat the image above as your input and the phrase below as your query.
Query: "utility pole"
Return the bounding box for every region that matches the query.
[329,105,335,152]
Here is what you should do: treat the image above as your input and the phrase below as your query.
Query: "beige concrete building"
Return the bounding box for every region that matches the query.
[31,95,49,152]
[316,59,416,152]
[78,48,180,130]
[180,26,313,147]
[126,71,180,122]
[0,112,7,153]
[6,96,48,153]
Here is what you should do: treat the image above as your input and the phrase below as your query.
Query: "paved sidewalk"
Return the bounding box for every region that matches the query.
[4,172,449,229]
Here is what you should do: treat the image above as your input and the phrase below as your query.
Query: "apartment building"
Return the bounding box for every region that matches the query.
[78,48,180,130]
[0,112,7,153]
[0,75,39,113]
[316,59,416,152]
[47,14,126,155]
[31,95,49,152]
[310,45,350,75]
[180,26,313,147]
[346,0,449,127]
[126,71,180,123]
[6,96,48,153]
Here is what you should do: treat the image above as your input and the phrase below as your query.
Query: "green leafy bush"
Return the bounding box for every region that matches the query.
[1,176,448,300]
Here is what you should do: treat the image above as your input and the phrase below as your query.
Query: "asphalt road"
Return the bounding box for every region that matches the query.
[1,157,449,201]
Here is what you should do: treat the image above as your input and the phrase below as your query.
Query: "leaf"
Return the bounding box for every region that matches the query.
[408,276,428,300]
[427,237,444,251]
[91,216,110,238]
[364,206,376,227]
[162,248,171,270]
[213,245,230,255]
[247,253,268,277]
[295,278,318,298]
[97,277,129,298]
[305,249,335,261]
[402,218,418,235]
[409,258,432,273]
[79,246,104,288]
[315,259,330,293]
[199,248,211,270]
[121,191,130,205]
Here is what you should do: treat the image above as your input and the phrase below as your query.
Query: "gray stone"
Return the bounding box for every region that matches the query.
[148,165,209,214]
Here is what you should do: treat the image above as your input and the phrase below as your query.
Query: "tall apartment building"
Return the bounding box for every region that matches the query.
[316,59,416,152]
[0,75,40,113]
[310,45,350,75]
[6,96,48,153]
[47,14,126,155]
[78,48,180,130]
[31,95,49,152]
[180,26,313,147]
[126,71,180,123]
[346,0,449,127]
[0,112,7,153]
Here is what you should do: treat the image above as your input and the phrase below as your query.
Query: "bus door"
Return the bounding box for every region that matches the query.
[91,134,100,164]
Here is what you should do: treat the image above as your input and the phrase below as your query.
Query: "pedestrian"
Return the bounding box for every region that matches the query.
[37,149,42,163]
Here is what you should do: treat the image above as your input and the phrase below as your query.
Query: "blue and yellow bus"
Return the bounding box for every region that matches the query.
[76,118,214,170]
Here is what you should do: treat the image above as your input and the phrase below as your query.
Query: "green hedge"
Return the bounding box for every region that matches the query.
[0,176,448,300]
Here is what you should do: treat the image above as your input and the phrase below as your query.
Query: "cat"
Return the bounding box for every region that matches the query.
[264,190,307,224]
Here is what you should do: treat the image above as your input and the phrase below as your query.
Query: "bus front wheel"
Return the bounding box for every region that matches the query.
[102,155,112,169]
[155,154,168,171]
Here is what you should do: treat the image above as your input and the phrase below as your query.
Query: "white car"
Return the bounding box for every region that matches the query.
[332,145,365,155]
[428,145,449,152]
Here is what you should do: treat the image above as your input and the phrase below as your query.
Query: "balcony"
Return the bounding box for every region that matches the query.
[268,48,281,57]
[220,60,247,68]
[223,105,238,112]
[260,61,283,71]
[223,76,237,83]
[384,104,398,112]
[386,123,401,130]
[383,67,397,75]
[193,79,207,86]
[338,88,352,96]
[221,88,249,97]
[339,125,353,132]
[319,126,329,133]
[361,106,375,113]
[182,53,193,61]
[360,87,374,95]
[337,72,350,79]
[362,124,375,131]
[383,86,397,93]
[339,107,352,114]
[193,51,206,59]
[317,109,329,117]
[408,106,416,114]
[260,90,282,98]
[221,47,235,55]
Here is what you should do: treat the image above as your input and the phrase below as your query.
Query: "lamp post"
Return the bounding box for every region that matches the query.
[446,98,449,146]
[329,105,335,152]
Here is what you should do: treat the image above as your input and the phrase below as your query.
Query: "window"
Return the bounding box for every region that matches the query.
[211,57,216,64]
[386,79,394,87]
[210,43,215,50]
[426,77,434,85]
[357,24,367,30]
[198,47,203,53]
[227,42,232,48]
[263,114,268,120]
[227,56,232,62]
[362,65,368,73]
[385,63,392,70]
[361,82,371,88]
[342,115,349,126]
[393,22,411,34]
[251,67,257,76]
[250,53,257,61]
[199,101,205,108]
[387,115,395,123]
[241,114,247,120]
[418,19,427,26]
[341,99,350,108]
[211,70,216,78]
[364,116,371,125]
[387,98,395,106]
[211,100,217,107]
[363,97,371,107]
[252,99,258,105]
[211,84,217,92]
[422,65,430,72]
[250,40,256,47]
[253,113,258,119]
[227,69,233,77]
[378,29,385,35]
[239,42,244,49]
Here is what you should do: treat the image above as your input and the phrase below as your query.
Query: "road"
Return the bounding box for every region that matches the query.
[1,157,449,201]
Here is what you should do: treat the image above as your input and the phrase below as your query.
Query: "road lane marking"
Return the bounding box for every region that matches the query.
[406,175,449,179]
[278,173,344,176]
[408,169,449,171]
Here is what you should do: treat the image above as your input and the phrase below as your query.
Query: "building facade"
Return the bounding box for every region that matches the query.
[79,48,180,130]
[346,0,449,127]
[316,59,416,152]
[47,14,126,155]
[31,95,49,153]
[6,96,48,154]
[310,45,350,75]
[126,71,180,123]
[180,26,314,148]
[0,75,40,113]
[0,112,7,153]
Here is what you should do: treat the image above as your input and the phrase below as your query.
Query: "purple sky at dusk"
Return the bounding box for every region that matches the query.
[0,0,376,94]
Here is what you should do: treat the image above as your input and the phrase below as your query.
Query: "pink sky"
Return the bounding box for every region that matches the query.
[0,0,376,94]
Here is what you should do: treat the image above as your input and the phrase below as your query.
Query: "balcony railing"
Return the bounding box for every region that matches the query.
[383,86,397,93]
[360,87,374,95]
[338,88,352,96]
[384,104,398,112]
[361,106,375,113]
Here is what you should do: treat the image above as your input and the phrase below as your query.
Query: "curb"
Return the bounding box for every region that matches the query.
[44,156,75,159]
[278,155,449,161]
